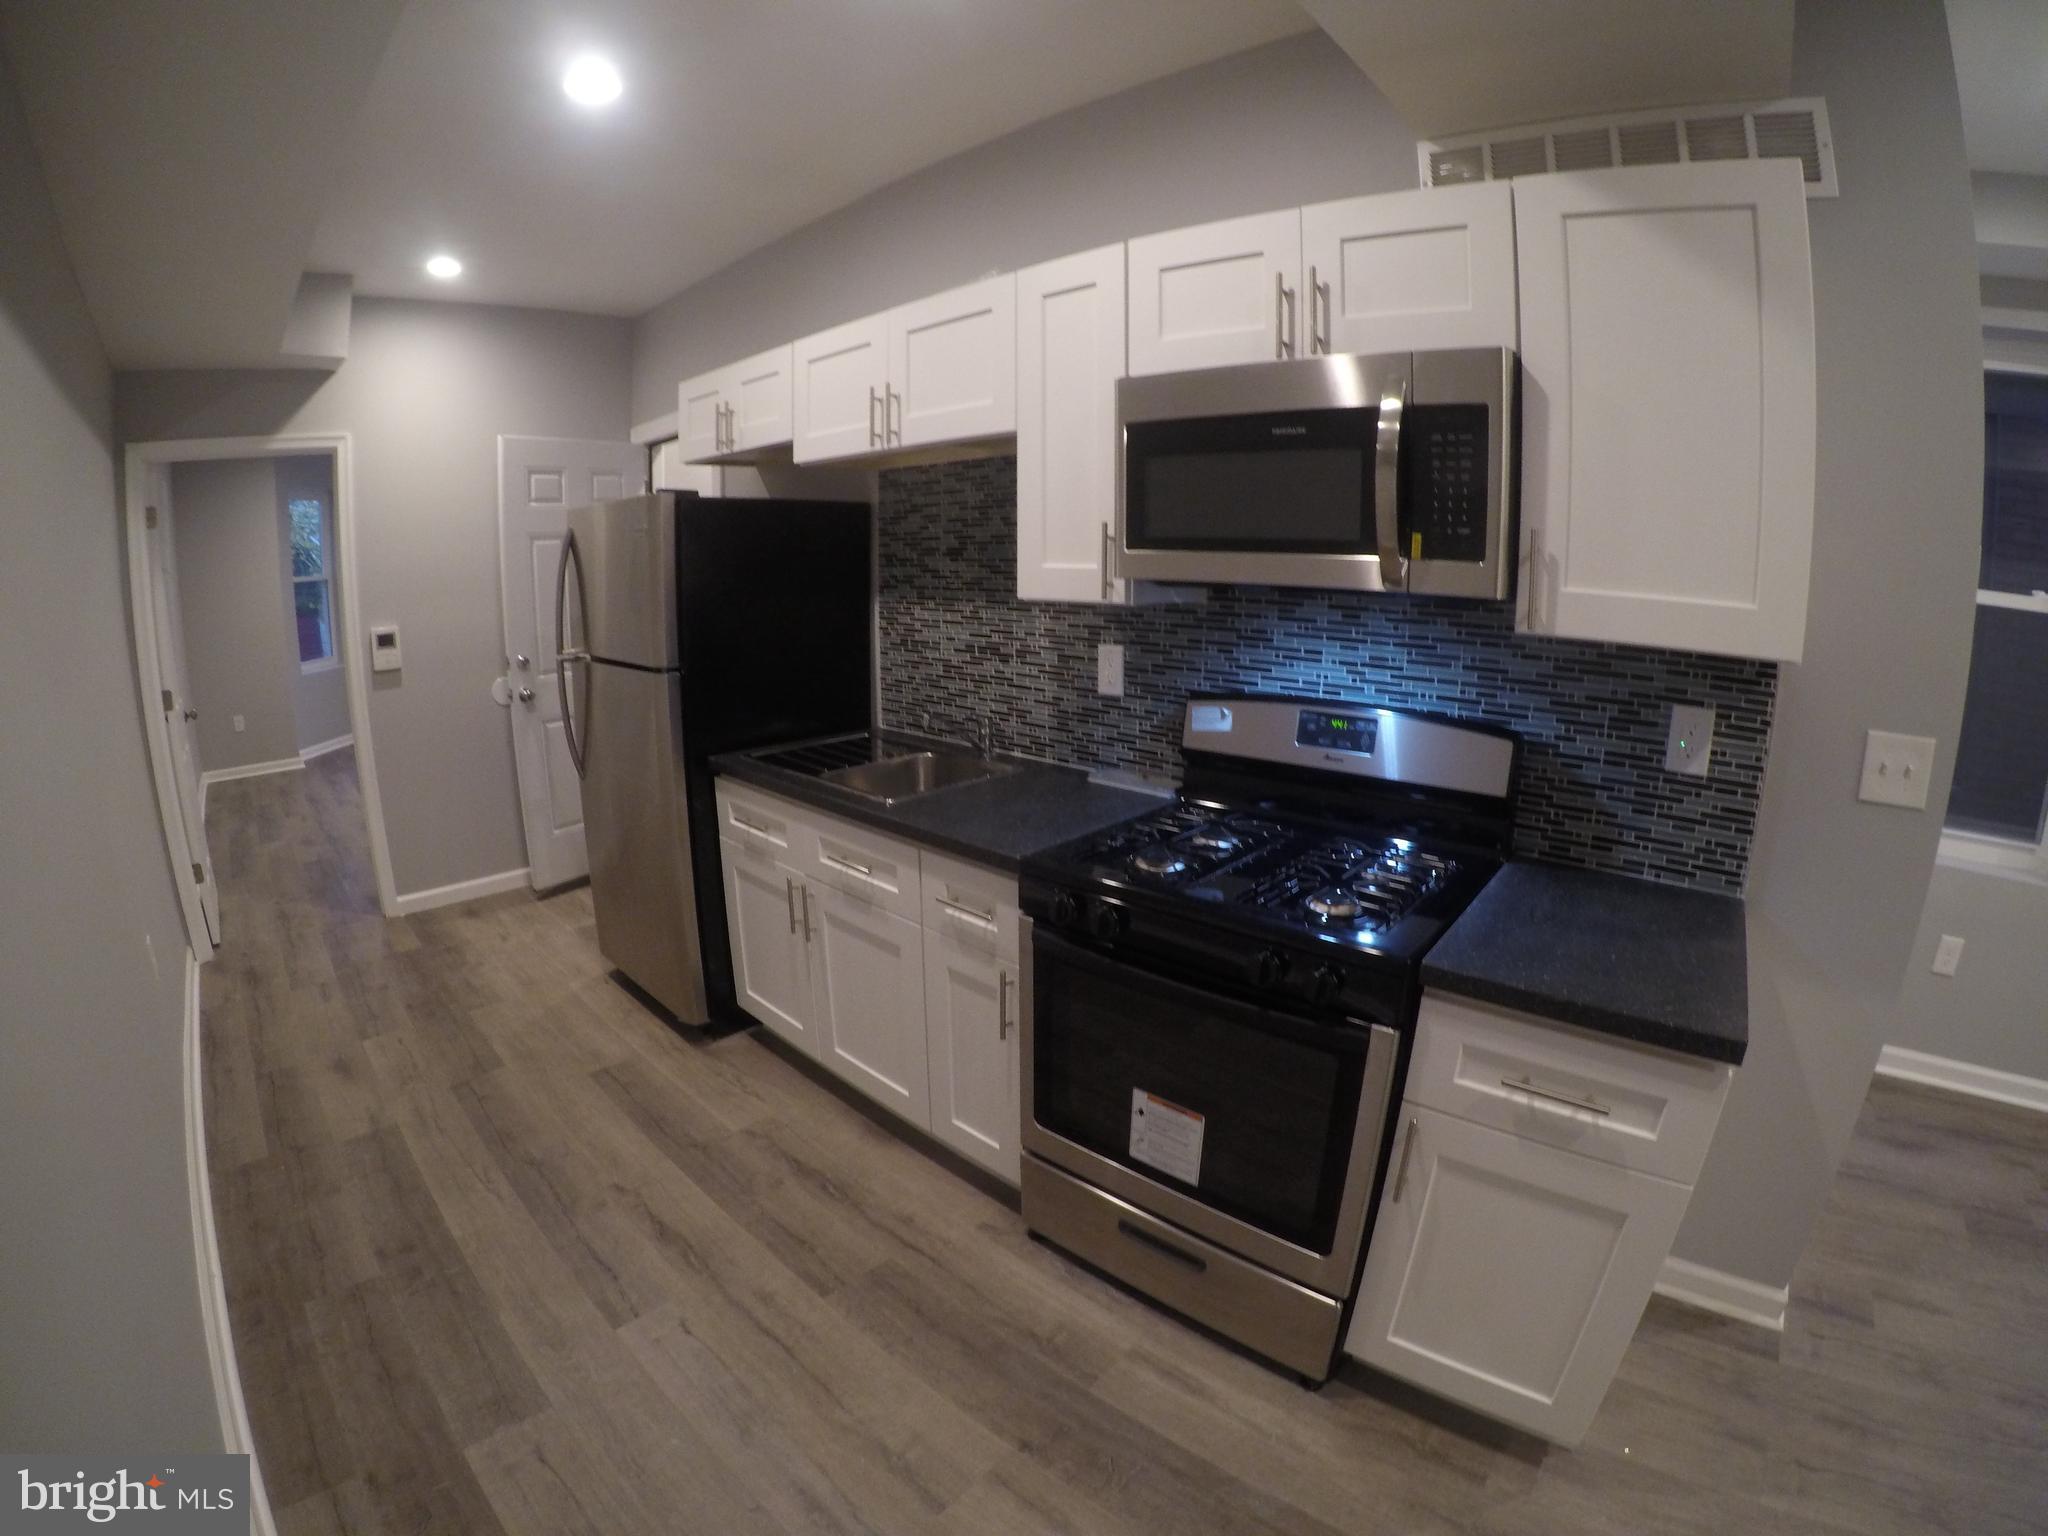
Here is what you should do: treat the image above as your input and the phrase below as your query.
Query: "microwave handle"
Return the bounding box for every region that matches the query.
[1373,364,1410,591]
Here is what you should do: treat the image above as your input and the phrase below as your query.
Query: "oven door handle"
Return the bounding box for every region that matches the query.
[1029,926,1383,1056]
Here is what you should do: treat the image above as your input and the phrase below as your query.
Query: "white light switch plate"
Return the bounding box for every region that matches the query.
[1664,704,1714,778]
[1931,934,1965,976]
[1859,730,1936,809]
[1097,643,1124,698]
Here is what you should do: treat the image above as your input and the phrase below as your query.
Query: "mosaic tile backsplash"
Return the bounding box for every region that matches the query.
[876,458,1777,894]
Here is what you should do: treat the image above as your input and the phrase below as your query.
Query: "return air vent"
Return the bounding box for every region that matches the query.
[1418,98,1836,198]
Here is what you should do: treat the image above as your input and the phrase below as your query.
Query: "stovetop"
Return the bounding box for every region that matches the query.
[1026,797,1497,967]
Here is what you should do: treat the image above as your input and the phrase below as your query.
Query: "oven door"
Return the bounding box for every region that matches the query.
[1021,924,1400,1296]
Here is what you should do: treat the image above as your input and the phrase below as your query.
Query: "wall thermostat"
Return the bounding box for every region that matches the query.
[369,624,403,673]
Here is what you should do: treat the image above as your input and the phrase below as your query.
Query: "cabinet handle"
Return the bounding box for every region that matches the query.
[1391,1116,1418,1203]
[936,895,997,928]
[1099,522,1115,601]
[1309,265,1331,354]
[799,882,813,942]
[722,401,734,452]
[1117,1219,1206,1272]
[823,852,874,880]
[1275,271,1296,359]
[730,813,775,840]
[1307,265,1319,354]
[886,385,902,445]
[785,875,798,933]
[997,969,1013,1039]
[1503,1075,1612,1117]
[868,386,882,447]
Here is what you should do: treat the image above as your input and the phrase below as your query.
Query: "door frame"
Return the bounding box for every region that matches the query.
[125,432,399,955]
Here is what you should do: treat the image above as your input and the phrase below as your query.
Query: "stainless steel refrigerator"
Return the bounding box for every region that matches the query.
[555,492,871,1025]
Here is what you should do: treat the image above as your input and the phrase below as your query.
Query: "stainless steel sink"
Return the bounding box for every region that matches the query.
[822,749,1013,804]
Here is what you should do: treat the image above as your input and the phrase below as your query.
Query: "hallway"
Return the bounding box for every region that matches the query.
[201,752,2048,1535]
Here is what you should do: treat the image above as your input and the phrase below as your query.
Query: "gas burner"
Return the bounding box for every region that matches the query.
[1131,845,1191,878]
[1188,828,1244,856]
[1305,887,1365,922]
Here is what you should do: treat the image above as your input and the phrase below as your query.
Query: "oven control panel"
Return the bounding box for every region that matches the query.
[1295,709,1378,755]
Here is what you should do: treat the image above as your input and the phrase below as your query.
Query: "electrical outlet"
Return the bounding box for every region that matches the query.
[1664,704,1714,778]
[1097,643,1125,698]
[232,714,245,733]
[1859,730,1937,809]
[1932,934,1965,977]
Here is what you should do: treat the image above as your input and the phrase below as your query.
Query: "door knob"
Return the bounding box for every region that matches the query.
[517,686,535,703]
[182,707,199,721]
[515,654,530,670]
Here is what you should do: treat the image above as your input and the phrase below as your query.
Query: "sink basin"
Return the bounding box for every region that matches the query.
[823,750,1013,804]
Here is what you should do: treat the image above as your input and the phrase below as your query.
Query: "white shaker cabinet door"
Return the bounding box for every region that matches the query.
[678,366,730,464]
[1513,160,1816,661]
[887,275,1016,448]
[922,926,1021,1185]
[793,312,890,463]
[1347,1104,1689,1446]
[1127,208,1302,376]
[807,880,931,1128]
[720,837,818,1058]
[1301,182,1517,355]
[1016,244,1127,603]
[729,343,795,454]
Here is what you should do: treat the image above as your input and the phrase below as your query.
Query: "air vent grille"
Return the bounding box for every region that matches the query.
[1419,97,1835,198]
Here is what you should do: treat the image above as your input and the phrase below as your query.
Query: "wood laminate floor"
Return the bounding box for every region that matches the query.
[203,751,2048,1535]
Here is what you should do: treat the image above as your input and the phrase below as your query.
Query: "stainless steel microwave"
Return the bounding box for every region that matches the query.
[1115,349,1517,598]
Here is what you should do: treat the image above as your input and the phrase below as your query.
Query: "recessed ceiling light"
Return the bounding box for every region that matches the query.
[424,253,463,280]
[562,53,623,108]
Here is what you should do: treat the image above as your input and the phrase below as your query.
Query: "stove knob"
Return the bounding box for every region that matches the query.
[1308,964,1346,1007]
[1048,889,1080,929]
[1249,947,1289,989]
[1087,899,1127,942]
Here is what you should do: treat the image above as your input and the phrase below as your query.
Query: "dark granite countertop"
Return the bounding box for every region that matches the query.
[711,736,1167,874]
[1422,861,1749,1065]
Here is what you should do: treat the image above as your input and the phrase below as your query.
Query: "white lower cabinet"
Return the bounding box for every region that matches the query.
[922,926,1021,1184]
[807,879,930,1126]
[719,835,817,1057]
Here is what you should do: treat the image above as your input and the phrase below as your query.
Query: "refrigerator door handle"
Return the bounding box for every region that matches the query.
[555,529,590,779]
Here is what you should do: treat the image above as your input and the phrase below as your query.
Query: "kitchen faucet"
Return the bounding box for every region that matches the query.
[920,709,997,760]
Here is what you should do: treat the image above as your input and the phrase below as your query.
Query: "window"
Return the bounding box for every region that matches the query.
[1943,369,2048,877]
[289,495,336,670]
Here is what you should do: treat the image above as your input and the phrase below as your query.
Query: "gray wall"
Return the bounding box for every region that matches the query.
[1896,864,2048,1080]
[170,457,303,773]
[1671,0,1984,1289]
[629,1,1985,1293]
[0,51,221,1450]
[631,31,1417,420]
[275,453,352,751]
[116,299,634,899]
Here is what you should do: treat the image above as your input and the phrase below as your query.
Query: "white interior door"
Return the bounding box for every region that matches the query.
[144,465,220,945]
[497,436,647,891]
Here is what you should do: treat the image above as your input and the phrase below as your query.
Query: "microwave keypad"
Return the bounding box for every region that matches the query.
[1401,404,1490,563]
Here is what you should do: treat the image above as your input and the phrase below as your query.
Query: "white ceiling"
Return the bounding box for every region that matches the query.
[308,0,1313,317]
[1299,0,1792,141]
[1947,0,2048,176]
[0,0,406,368]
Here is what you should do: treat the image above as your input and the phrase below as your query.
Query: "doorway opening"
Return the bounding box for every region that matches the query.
[126,433,397,957]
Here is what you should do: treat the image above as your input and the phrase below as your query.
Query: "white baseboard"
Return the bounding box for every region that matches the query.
[183,950,278,1535]
[1874,1044,2048,1113]
[1653,1256,1789,1333]
[299,733,354,762]
[200,756,304,787]
[390,866,531,916]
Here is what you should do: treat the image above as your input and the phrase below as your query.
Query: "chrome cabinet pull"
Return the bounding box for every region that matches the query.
[1275,271,1297,358]
[997,969,1013,1038]
[824,852,874,879]
[1392,1116,1418,1203]
[1309,265,1331,353]
[785,875,798,934]
[886,385,902,445]
[730,813,775,839]
[936,895,997,928]
[1099,522,1115,600]
[799,882,813,941]
[868,386,882,447]
[1503,1075,1612,1117]
[1307,265,1320,354]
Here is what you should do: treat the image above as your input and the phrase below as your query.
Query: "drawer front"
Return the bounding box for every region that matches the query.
[716,781,804,861]
[1405,993,1733,1185]
[800,808,922,920]
[919,848,1020,959]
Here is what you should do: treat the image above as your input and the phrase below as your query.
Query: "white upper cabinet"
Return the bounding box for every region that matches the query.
[1513,160,1817,661]
[1017,244,1128,603]
[888,275,1016,449]
[1301,182,1517,355]
[1128,208,1303,375]
[792,312,891,463]
[677,344,795,464]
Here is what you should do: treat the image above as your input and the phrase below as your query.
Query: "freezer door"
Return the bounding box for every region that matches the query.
[583,660,708,1024]
[566,493,677,669]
